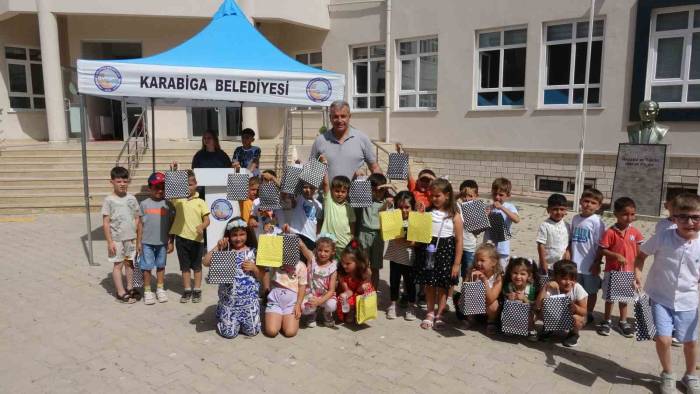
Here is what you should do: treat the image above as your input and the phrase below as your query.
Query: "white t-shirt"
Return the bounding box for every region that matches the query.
[545,282,588,302]
[536,218,570,266]
[285,195,323,242]
[570,214,606,274]
[641,229,700,311]
[483,202,518,256]
[431,209,455,238]
[654,218,676,235]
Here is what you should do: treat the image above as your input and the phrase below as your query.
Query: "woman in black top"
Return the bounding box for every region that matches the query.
[191,130,233,169]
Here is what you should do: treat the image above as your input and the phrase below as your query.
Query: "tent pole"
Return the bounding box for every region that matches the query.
[151,98,156,173]
[80,94,97,266]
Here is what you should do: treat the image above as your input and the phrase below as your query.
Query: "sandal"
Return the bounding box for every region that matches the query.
[117,293,135,304]
[420,313,435,330]
[128,288,142,301]
[433,315,446,330]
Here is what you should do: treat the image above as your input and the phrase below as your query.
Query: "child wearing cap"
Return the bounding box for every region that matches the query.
[136,172,176,305]
[232,128,261,172]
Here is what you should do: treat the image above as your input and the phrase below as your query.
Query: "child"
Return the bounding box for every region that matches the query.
[232,128,261,171]
[300,234,338,328]
[358,173,393,291]
[503,257,539,340]
[336,240,373,324]
[398,143,434,211]
[569,188,606,324]
[483,178,520,271]
[283,179,323,252]
[458,180,480,280]
[320,160,356,256]
[536,193,570,274]
[385,191,417,321]
[597,197,643,337]
[239,176,260,224]
[264,241,308,338]
[202,218,262,339]
[136,172,175,305]
[464,243,503,335]
[102,166,141,304]
[416,178,463,330]
[634,193,700,393]
[536,259,588,347]
[169,169,210,303]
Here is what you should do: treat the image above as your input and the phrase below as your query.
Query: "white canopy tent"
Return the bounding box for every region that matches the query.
[76,0,345,265]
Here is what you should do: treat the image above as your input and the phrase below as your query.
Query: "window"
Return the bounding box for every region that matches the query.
[351,44,385,110]
[5,46,44,110]
[397,37,438,109]
[542,20,604,107]
[535,175,595,194]
[295,51,323,69]
[476,27,527,108]
[645,7,700,108]
[665,183,698,201]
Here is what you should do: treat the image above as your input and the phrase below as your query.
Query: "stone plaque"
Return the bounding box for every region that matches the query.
[611,144,667,216]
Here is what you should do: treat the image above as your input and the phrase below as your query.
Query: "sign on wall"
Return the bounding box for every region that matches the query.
[611,144,668,217]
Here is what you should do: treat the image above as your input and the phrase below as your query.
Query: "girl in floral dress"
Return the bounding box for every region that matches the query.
[300,234,339,328]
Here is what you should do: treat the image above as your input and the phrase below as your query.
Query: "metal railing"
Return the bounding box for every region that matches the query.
[289,107,327,145]
[115,108,148,175]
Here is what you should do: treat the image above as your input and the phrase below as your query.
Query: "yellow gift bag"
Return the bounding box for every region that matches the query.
[379,209,403,240]
[256,234,283,267]
[356,291,378,324]
[407,211,432,243]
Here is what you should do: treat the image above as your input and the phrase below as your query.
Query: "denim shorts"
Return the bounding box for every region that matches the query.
[139,244,167,270]
[577,273,601,296]
[460,251,475,278]
[652,301,699,343]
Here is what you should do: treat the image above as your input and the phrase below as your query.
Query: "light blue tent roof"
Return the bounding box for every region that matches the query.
[113,0,330,74]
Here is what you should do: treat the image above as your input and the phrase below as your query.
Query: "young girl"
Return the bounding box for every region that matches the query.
[385,191,417,321]
[300,233,338,328]
[416,178,463,330]
[202,217,261,339]
[336,240,373,324]
[464,242,503,335]
[503,257,538,340]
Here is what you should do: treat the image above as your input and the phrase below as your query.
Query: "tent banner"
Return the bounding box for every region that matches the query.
[78,60,345,107]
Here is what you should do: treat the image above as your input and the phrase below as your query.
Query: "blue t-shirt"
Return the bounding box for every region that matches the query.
[483,202,518,256]
[232,146,261,168]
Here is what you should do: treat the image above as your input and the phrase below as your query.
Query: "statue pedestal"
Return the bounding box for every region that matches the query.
[611,143,668,216]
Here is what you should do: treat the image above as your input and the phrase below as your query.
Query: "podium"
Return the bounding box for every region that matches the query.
[193,168,249,252]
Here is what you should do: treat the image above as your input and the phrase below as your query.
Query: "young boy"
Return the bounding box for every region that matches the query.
[169,169,210,303]
[239,176,260,224]
[458,180,480,279]
[569,188,606,324]
[358,173,393,291]
[536,259,588,347]
[232,128,261,171]
[320,160,356,256]
[283,180,323,253]
[136,172,175,305]
[597,197,643,337]
[102,166,141,304]
[536,193,570,274]
[635,193,700,394]
[408,169,435,211]
[483,177,520,271]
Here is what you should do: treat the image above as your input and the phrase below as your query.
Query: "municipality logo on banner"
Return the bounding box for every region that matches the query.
[94,66,122,92]
[306,78,332,103]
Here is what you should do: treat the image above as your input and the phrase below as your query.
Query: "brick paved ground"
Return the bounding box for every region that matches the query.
[0,203,687,393]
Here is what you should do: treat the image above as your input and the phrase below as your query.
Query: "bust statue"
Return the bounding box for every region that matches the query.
[627,100,669,144]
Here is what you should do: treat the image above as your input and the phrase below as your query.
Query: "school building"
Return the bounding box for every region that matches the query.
[1,0,699,203]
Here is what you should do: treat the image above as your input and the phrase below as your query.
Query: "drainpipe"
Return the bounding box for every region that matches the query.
[384,0,392,143]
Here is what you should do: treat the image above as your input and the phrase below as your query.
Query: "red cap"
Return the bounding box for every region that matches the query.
[148,172,165,186]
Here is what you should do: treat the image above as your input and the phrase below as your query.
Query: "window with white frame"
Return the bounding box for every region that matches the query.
[295,51,323,69]
[645,7,700,107]
[351,44,385,110]
[5,46,44,110]
[476,27,527,108]
[398,37,438,109]
[542,20,604,106]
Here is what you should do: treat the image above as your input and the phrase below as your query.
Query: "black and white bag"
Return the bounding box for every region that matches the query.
[280,165,303,195]
[258,182,281,210]
[207,251,242,285]
[226,173,250,201]
[299,159,327,189]
[501,300,531,336]
[634,293,656,341]
[542,295,574,332]
[132,257,144,288]
[282,233,300,267]
[487,212,512,243]
[458,281,487,315]
[460,200,491,234]
[348,179,373,208]
[386,153,409,180]
[537,274,550,291]
[164,170,190,199]
[604,271,635,302]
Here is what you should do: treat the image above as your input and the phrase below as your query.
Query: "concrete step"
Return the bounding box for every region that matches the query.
[0,157,279,170]
[2,191,151,206]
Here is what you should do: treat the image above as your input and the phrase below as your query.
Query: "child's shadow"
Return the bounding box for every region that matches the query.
[164,273,185,294]
[189,304,218,333]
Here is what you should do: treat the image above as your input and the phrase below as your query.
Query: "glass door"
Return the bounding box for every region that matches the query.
[189,106,242,140]
[190,107,220,138]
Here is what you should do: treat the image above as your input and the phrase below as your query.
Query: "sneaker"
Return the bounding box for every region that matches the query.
[180,290,192,303]
[143,291,156,305]
[156,288,168,303]
[386,304,397,320]
[191,290,202,303]
[619,321,635,338]
[597,320,612,336]
[682,374,700,394]
[672,337,682,347]
[322,312,336,329]
[405,306,417,321]
[307,319,317,328]
[660,372,676,394]
[538,331,552,342]
[563,332,579,347]
[527,330,539,342]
